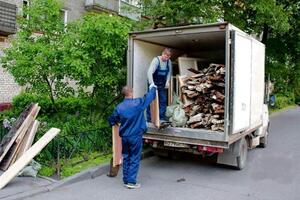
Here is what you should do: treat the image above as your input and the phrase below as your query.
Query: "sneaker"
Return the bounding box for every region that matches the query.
[125,183,141,189]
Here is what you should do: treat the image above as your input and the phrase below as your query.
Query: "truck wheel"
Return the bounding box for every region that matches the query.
[236,137,248,170]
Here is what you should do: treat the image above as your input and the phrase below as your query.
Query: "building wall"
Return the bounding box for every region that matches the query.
[0,0,23,103]
[0,38,22,103]
[63,0,86,22]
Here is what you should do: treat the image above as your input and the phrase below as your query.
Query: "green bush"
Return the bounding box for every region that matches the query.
[12,93,53,115]
[12,92,94,115]
[274,93,295,109]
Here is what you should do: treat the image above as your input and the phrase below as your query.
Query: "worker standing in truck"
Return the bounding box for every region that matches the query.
[108,85,157,189]
[147,48,172,122]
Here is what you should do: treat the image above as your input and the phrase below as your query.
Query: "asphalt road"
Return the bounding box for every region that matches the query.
[26,107,300,200]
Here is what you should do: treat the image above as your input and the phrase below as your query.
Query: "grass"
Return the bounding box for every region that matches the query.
[39,152,112,178]
[269,104,297,114]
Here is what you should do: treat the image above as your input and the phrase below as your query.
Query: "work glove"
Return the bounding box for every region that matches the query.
[149,83,157,89]
[165,81,169,89]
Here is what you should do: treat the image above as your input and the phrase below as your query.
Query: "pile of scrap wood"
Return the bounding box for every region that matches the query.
[0,103,40,171]
[180,63,225,131]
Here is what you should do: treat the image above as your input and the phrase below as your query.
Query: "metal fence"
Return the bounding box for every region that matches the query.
[0,126,9,141]
[0,123,111,178]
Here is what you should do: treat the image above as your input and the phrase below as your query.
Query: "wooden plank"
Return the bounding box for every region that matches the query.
[177,75,191,104]
[0,104,34,163]
[10,108,40,165]
[0,128,60,189]
[150,90,160,128]
[0,104,36,164]
[112,125,122,167]
[168,76,174,106]
[16,120,40,159]
[0,105,39,170]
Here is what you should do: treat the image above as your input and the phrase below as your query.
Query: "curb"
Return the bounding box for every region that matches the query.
[47,164,110,191]
[5,187,49,200]
[47,148,154,189]
[2,149,154,200]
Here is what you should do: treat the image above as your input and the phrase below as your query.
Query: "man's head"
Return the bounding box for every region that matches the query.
[161,48,172,61]
[122,86,133,98]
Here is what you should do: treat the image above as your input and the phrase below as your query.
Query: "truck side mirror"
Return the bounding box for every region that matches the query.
[269,95,275,107]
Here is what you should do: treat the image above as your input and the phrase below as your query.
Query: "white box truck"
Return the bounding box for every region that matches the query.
[127,22,269,169]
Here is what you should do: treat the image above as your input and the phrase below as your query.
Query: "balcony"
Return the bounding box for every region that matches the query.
[0,1,17,35]
[119,0,140,21]
[85,0,140,21]
[85,0,119,14]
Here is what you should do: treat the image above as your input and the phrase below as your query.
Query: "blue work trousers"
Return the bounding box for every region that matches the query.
[122,134,143,184]
[147,87,167,121]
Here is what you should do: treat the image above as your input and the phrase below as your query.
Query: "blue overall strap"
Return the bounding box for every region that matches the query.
[153,57,169,88]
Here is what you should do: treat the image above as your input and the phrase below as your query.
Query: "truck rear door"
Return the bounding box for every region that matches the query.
[230,31,252,134]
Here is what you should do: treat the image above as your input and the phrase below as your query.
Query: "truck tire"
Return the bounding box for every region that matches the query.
[236,137,248,170]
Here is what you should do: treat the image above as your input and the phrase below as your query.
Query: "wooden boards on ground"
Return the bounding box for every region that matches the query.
[0,128,60,189]
[150,90,160,128]
[112,125,122,167]
[0,104,36,164]
[0,105,40,170]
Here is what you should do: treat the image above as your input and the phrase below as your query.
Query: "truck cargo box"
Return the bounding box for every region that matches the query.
[127,22,266,149]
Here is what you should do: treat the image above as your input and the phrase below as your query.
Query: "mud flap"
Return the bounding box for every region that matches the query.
[217,137,245,168]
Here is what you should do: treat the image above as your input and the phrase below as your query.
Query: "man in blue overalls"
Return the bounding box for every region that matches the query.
[108,85,157,189]
[147,48,172,122]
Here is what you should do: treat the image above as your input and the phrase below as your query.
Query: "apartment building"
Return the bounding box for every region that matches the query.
[0,0,140,103]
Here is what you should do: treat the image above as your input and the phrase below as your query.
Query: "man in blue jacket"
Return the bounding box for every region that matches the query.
[108,85,157,189]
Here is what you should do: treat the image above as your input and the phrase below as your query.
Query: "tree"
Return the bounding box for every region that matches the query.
[139,0,300,100]
[1,0,73,108]
[62,13,131,111]
[140,0,223,28]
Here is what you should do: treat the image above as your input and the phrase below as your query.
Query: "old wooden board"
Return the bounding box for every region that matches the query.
[150,90,160,128]
[168,78,173,106]
[112,125,122,167]
[9,107,40,168]
[0,104,35,164]
[177,75,191,104]
[0,128,60,189]
[178,57,201,76]
[16,120,40,160]
[0,105,39,170]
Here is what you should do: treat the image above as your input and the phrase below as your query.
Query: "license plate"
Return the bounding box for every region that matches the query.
[164,141,189,148]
